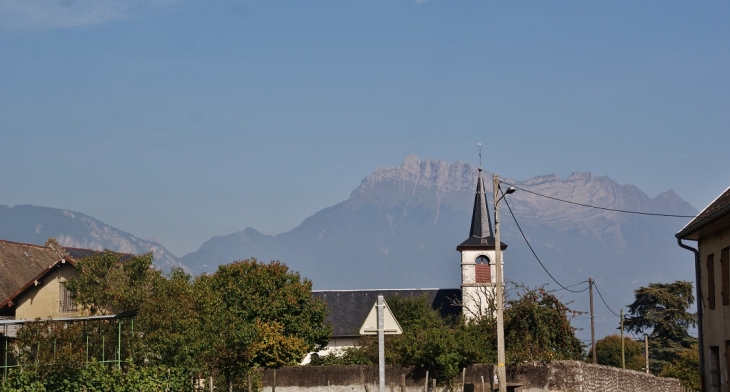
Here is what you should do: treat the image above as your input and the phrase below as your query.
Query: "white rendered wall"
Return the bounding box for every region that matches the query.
[460,248,502,320]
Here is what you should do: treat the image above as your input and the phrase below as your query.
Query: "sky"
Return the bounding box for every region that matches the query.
[1,0,728,257]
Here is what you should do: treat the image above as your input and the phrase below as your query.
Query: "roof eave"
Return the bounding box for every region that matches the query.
[676,203,730,240]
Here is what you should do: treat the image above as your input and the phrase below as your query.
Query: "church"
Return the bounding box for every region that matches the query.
[309,166,507,360]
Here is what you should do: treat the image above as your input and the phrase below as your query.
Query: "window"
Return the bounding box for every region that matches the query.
[722,247,729,306]
[725,341,730,392]
[709,346,720,392]
[475,255,491,283]
[708,254,716,310]
[59,283,76,313]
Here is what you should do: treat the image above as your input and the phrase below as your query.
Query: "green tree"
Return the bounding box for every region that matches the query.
[131,267,201,370]
[352,294,495,384]
[593,334,644,371]
[194,259,331,386]
[504,286,584,362]
[659,345,700,391]
[66,251,201,370]
[624,281,697,374]
[66,251,155,315]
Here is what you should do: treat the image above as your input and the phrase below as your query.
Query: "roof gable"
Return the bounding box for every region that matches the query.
[0,240,66,305]
[676,186,730,240]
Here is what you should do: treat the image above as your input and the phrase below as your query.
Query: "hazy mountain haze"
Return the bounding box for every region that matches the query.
[0,155,700,343]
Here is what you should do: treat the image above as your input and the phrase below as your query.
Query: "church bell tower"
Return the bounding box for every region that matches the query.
[456,167,507,320]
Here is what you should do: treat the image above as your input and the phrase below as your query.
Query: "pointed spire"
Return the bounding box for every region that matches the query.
[468,167,493,238]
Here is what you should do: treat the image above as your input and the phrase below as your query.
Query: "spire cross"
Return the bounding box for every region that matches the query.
[478,143,482,168]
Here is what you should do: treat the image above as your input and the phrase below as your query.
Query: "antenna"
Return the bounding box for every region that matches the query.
[478,143,482,168]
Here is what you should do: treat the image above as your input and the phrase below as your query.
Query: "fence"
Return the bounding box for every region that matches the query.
[0,311,136,378]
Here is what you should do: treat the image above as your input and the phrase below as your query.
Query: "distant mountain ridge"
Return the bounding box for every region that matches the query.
[179,155,698,341]
[0,204,186,272]
[0,155,699,341]
[181,155,696,283]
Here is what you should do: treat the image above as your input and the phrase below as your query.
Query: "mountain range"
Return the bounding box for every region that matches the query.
[0,155,699,342]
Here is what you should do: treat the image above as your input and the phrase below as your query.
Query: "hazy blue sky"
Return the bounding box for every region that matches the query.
[1,1,728,256]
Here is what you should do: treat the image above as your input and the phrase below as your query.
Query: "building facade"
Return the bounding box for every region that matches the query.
[676,186,730,392]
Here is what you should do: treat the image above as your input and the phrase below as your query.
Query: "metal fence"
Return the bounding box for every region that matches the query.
[0,311,136,378]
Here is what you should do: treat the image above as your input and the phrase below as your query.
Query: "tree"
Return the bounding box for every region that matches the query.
[132,267,201,370]
[659,345,700,391]
[66,251,155,315]
[194,259,331,386]
[624,281,697,373]
[593,334,644,371]
[504,286,584,362]
[351,294,495,384]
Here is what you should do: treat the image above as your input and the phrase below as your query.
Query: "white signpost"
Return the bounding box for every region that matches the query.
[359,295,402,392]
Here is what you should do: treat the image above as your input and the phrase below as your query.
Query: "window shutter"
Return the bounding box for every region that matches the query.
[708,254,716,310]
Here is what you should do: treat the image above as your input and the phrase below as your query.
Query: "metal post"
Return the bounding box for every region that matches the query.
[493,175,507,392]
[378,295,385,392]
[117,320,122,369]
[589,278,596,363]
[3,325,7,379]
[84,321,89,367]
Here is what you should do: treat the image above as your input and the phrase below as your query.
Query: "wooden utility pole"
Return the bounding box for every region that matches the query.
[589,278,596,363]
[620,309,625,369]
[493,175,507,392]
[644,335,649,374]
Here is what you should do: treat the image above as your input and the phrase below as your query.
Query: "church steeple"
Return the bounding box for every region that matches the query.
[468,167,493,239]
[457,167,505,250]
[457,165,507,320]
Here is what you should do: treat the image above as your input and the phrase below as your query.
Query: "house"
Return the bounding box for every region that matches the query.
[0,240,82,321]
[311,288,461,357]
[676,186,730,392]
[309,166,506,361]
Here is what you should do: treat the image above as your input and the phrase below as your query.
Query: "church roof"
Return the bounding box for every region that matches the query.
[469,168,492,239]
[456,168,507,250]
[312,288,461,337]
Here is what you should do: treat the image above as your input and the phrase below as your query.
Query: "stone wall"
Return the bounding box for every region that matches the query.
[260,361,680,392]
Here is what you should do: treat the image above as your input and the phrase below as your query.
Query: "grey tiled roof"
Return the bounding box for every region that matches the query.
[469,169,493,239]
[313,288,461,337]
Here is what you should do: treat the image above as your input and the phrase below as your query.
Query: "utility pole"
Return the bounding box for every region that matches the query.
[378,295,385,392]
[589,278,596,363]
[493,174,507,392]
[644,335,649,374]
[620,309,625,369]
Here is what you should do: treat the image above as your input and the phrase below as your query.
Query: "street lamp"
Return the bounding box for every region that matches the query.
[493,175,514,392]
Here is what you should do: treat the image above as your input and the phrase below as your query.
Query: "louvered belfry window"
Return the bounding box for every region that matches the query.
[475,256,491,283]
[59,283,76,313]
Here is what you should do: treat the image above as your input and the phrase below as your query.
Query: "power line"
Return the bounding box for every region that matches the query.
[548,280,590,294]
[500,181,697,218]
[592,281,620,317]
[501,189,589,293]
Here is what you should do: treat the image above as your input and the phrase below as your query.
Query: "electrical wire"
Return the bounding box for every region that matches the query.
[548,280,590,294]
[500,181,697,218]
[592,281,621,317]
[500,188,590,293]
